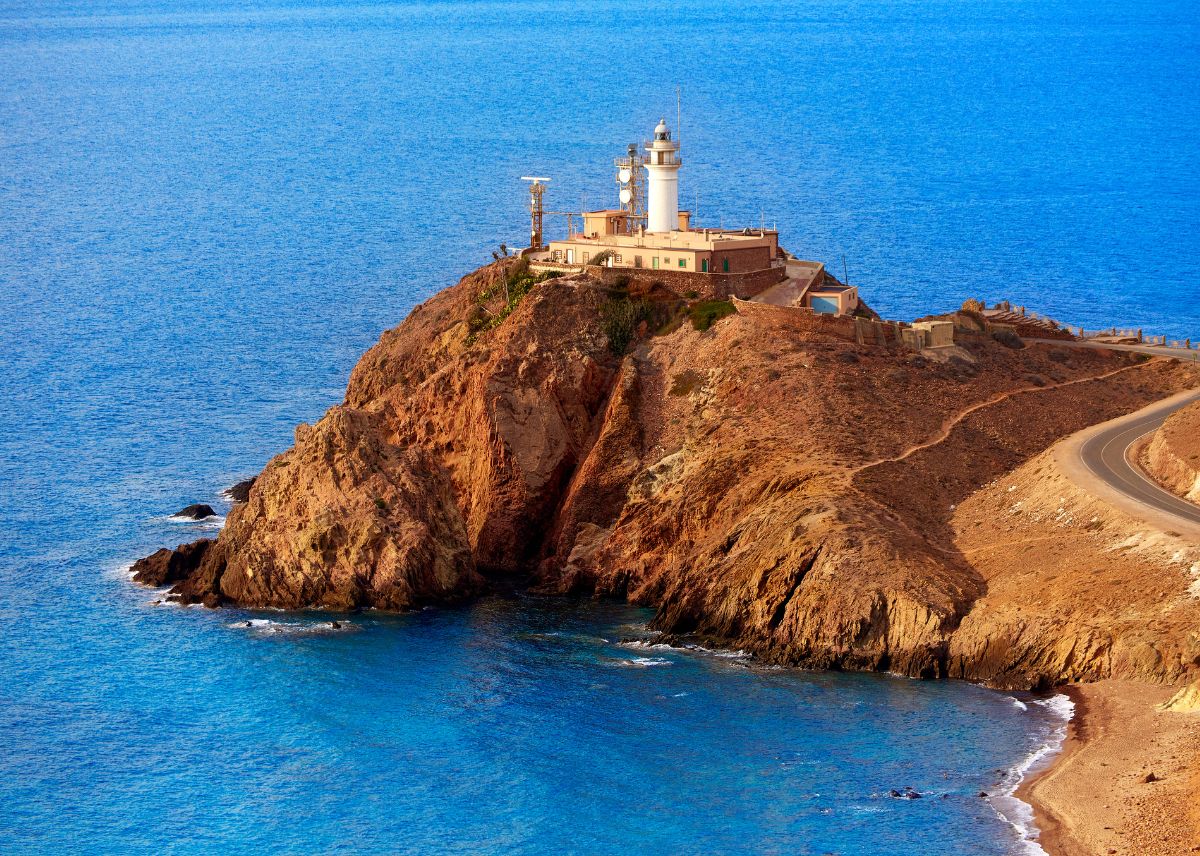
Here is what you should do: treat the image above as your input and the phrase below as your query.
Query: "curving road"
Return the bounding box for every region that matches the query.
[1077,390,1200,527]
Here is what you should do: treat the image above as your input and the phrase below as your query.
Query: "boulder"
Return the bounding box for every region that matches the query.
[173,504,216,520]
[226,478,257,503]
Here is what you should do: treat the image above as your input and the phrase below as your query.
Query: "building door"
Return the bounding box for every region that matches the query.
[701,259,708,272]
[634,256,642,268]
[652,257,659,269]
[566,249,574,264]
[722,257,729,272]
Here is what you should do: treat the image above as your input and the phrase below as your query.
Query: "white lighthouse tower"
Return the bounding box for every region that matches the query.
[644,118,681,233]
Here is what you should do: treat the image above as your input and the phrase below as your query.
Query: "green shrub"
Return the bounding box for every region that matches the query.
[601,297,653,355]
[688,299,737,332]
[472,258,556,336]
[374,497,389,512]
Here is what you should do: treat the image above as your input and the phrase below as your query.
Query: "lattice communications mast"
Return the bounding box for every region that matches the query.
[521,177,551,248]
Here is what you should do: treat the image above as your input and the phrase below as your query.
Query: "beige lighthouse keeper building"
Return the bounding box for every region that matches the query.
[531,118,859,312]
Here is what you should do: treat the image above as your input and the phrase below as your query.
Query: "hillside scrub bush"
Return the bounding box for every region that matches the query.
[601,297,653,355]
[688,299,737,332]
[961,298,985,313]
[992,329,1024,349]
[468,262,560,343]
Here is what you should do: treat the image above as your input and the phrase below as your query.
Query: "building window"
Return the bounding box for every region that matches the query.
[614,255,622,263]
[678,259,686,268]
[722,258,729,272]
[582,252,590,264]
[664,257,670,264]
[552,250,562,261]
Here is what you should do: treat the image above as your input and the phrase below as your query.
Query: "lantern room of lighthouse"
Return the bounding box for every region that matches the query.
[644,118,681,234]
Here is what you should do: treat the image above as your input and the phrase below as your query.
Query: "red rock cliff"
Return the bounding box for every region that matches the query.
[136,261,1200,687]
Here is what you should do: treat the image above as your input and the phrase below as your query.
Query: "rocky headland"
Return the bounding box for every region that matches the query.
[134,258,1200,697]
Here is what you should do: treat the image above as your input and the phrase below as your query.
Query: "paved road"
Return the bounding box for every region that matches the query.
[1078,392,1200,526]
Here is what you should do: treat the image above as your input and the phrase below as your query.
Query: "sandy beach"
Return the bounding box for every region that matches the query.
[1020,680,1200,856]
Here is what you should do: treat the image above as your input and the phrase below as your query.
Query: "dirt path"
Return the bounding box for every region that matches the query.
[852,361,1148,476]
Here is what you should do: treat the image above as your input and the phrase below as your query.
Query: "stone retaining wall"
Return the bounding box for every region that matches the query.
[587,264,786,301]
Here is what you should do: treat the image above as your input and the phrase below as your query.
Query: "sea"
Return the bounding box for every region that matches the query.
[1,0,1196,853]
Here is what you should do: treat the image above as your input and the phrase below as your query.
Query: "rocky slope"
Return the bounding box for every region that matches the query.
[949,448,1200,689]
[1141,399,1200,503]
[135,260,1200,688]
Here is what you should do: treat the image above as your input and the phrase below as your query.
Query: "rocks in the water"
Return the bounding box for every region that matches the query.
[226,478,256,503]
[173,503,216,520]
[888,787,923,800]
[131,540,213,586]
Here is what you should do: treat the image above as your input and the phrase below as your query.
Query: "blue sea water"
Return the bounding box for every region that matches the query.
[1,0,1195,852]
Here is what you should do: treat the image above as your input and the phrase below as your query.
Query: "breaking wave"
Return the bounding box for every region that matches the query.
[988,693,1075,855]
[227,618,357,636]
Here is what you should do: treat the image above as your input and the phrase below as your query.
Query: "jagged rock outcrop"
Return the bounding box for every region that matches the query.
[132,539,213,587]
[136,260,1200,688]
[197,408,483,610]
[226,478,256,503]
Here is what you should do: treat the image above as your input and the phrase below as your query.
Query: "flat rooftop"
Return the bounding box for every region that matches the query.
[553,227,777,251]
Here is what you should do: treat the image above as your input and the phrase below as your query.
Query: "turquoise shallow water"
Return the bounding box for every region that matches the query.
[1,0,1195,853]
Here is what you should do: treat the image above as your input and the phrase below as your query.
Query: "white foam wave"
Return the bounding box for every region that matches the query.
[228,618,355,636]
[161,514,226,529]
[609,656,671,668]
[620,640,674,651]
[1030,694,1074,719]
[619,639,751,661]
[989,693,1075,856]
[105,561,136,581]
[1009,697,1029,711]
[683,643,751,660]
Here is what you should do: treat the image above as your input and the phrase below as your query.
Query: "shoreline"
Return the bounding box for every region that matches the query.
[1016,686,1085,856]
[1019,680,1200,856]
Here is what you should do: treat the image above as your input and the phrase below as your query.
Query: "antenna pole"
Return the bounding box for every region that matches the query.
[676,87,682,144]
[842,255,850,286]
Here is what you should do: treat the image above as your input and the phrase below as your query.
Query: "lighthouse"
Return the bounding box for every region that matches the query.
[644,118,681,233]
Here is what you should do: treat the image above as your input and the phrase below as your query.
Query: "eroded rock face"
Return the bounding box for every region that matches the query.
[136,261,1200,687]
[948,447,1200,690]
[198,407,483,610]
[145,263,617,610]
[1142,400,1200,503]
